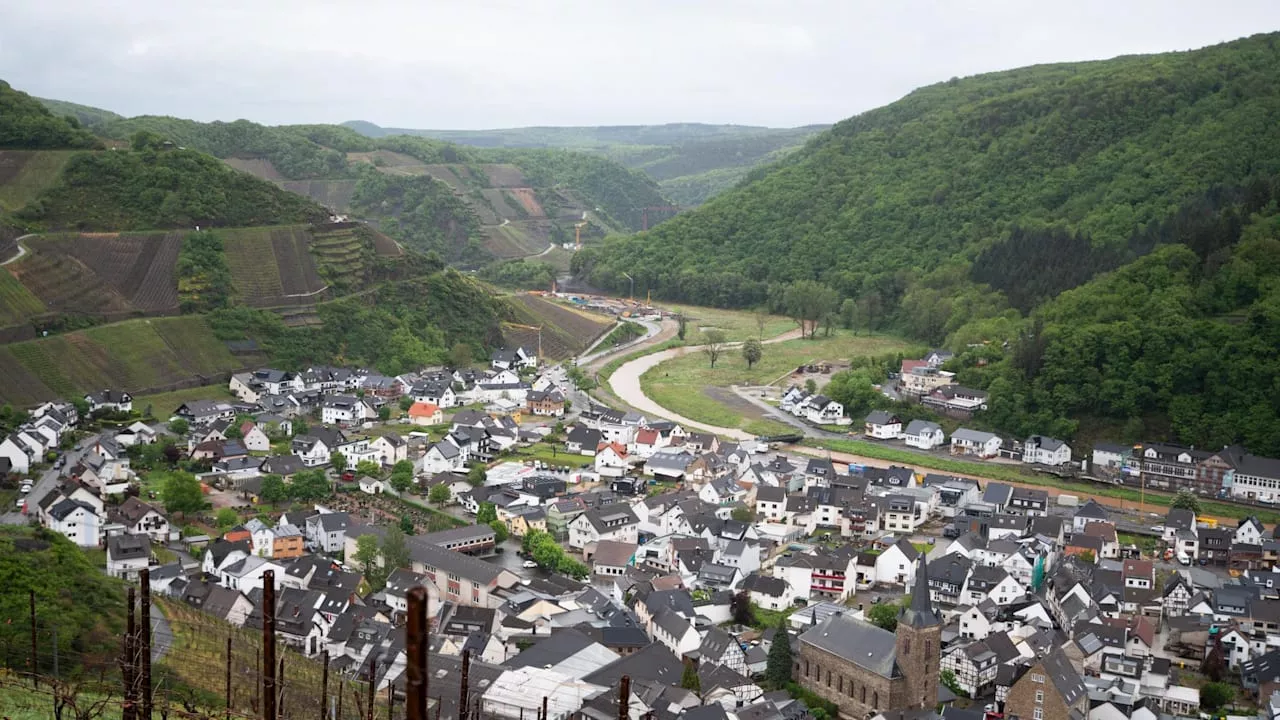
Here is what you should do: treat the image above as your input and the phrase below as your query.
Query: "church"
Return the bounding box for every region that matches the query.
[796,556,941,719]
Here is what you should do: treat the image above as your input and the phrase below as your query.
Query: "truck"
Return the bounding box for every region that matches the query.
[1056,493,1080,508]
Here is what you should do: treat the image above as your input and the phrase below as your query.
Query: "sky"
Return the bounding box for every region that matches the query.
[3,1,1280,129]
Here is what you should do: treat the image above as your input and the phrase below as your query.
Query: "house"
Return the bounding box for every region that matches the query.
[526,389,565,417]
[568,503,639,550]
[358,476,385,495]
[115,497,170,542]
[864,411,902,440]
[921,385,989,418]
[874,538,920,587]
[174,399,236,425]
[45,498,101,547]
[239,422,271,452]
[565,426,602,456]
[420,439,467,475]
[321,396,368,426]
[490,346,537,370]
[1007,486,1049,516]
[305,512,350,554]
[85,389,133,414]
[0,434,37,474]
[371,434,407,466]
[950,429,1001,459]
[1003,649,1086,720]
[799,395,848,426]
[406,402,442,426]
[594,442,634,478]
[106,532,151,580]
[699,626,748,675]
[901,420,945,450]
[115,421,157,447]
[1024,436,1072,466]
[590,539,636,577]
[411,381,457,409]
[291,427,345,467]
[1072,499,1109,534]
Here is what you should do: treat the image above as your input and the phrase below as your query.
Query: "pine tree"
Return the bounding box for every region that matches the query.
[765,618,793,689]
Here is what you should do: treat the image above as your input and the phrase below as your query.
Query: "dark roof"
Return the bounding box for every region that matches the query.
[107,532,151,560]
[799,612,898,679]
[901,556,940,628]
[583,642,683,685]
[506,627,598,669]
[1040,648,1086,705]
[982,483,1013,505]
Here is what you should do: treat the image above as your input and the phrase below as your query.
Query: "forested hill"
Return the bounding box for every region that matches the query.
[577,32,1280,454]
[0,80,101,149]
[581,32,1280,312]
[344,120,828,206]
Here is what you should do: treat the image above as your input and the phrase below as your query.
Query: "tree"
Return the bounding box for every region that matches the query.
[805,378,818,394]
[1079,550,1097,564]
[1200,681,1233,711]
[353,534,381,578]
[490,520,509,543]
[1202,643,1227,682]
[258,475,288,504]
[676,314,688,341]
[378,406,391,422]
[731,506,754,523]
[742,338,763,369]
[765,618,793,688]
[162,443,182,465]
[701,329,727,368]
[294,418,309,436]
[159,471,206,517]
[428,483,451,506]
[730,591,755,626]
[477,502,498,525]
[381,526,412,573]
[680,660,701,694]
[215,508,239,529]
[356,460,383,478]
[940,669,965,698]
[754,307,769,338]
[168,418,189,436]
[330,452,348,473]
[389,470,414,494]
[468,464,487,486]
[867,603,898,632]
[450,342,473,369]
[288,470,332,501]
[1171,489,1202,514]
[399,516,415,534]
[398,396,414,412]
[783,280,839,339]
[839,298,856,330]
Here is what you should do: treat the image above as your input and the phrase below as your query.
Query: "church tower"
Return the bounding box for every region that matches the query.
[895,555,941,709]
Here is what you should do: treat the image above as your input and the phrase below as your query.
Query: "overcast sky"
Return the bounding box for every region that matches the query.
[3,1,1279,129]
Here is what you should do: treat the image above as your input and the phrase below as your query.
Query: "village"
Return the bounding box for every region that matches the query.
[4,333,1280,720]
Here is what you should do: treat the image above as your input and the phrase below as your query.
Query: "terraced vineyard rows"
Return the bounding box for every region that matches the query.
[0,269,45,328]
[277,180,356,212]
[310,224,372,278]
[221,227,285,299]
[270,226,326,295]
[0,317,249,404]
[504,293,613,360]
[7,250,133,314]
[50,231,182,312]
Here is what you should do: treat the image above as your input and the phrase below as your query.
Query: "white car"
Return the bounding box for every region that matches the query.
[522,560,538,569]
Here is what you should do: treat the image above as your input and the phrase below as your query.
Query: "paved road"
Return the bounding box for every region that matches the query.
[728,385,851,441]
[577,317,663,367]
[151,607,173,662]
[605,329,802,440]
[0,435,96,524]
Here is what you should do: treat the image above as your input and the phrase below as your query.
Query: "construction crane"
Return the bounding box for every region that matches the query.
[504,322,543,359]
[574,221,589,251]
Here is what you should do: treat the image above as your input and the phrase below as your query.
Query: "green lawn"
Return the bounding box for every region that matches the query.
[135,384,233,420]
[658,302,795,342]
[640,331,912,433]
[505,442,594,468]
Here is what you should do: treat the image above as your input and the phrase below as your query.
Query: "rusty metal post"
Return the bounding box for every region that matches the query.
[617,676,630,720]
[386,657,394,720]
[226,636,233,720]
[406,587,428,720]
[263,569,277,720]
[457,650,471,720]
[367,651,379,720]
[540,696,547,720]
[140,569,152,720]
[124,586,137,720]
[29,590,37,688]
[337,679,344,720]
[321,650,330,720]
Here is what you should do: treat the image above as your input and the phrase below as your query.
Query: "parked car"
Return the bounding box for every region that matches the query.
[522,560,538,569]
[341,470,355,482]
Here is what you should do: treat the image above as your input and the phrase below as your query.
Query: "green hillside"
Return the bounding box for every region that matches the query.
[583,32,1280,454]
[0,80,101,150]
[345,120,826,206]
[36,96,123,127]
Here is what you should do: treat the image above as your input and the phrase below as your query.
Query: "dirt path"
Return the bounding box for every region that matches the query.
[0,233,34,265]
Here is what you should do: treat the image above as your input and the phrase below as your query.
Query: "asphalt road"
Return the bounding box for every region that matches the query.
[0,434,97,525]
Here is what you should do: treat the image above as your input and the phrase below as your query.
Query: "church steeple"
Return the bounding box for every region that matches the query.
[899,554,940,628]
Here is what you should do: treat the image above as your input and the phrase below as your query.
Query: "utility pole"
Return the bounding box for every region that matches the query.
[263,570,277,720]
[621,273,634,303]
[29,590,37,688]
[366,651,379,720]
[140,569,152,720]
[321,650,330,720]
[124,586,137,720]
[226,636,233,720]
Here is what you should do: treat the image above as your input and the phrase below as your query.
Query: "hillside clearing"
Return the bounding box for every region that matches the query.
[0,150,75,212]
[657,303,795,342]
[504,293,613,360]
[0,267,45,328]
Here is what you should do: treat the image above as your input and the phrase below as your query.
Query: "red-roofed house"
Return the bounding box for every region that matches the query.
[240,422,270,452]
[1102,615,1155,656]
[630,427,666,458]
[595,442,634,478]
[1122,559,1155,590]
[407,402,442,426]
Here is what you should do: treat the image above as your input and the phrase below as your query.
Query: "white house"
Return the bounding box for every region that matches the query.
[950,429,1002,459]
[594,442,634,478]
[46,499,101,547]
[568,504,639,550]
[902,420,946,450]
[874,540,920,587]
[291,428,344,467]
[864,411,902,440]
[115,421,157,447]
[491,346,537,371]
[85,389,132,414]
[106,533,152,579]
[420,440,466,474]
[800,395,849,426]
[321,396,368,426]
[359,476,386,495]
[957,604,993,640]
[116,497,170,542]
[0,434,37,473]
[239,422,271,453]
[371,434,408,466]
[1023,436,1072,466]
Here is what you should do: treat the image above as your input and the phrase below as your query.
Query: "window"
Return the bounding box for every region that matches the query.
[1031,673,1045,684]
[872,692,878,708]
[861,687,866,703]
[1033,709,1043,720]
[1035,690,1044,704]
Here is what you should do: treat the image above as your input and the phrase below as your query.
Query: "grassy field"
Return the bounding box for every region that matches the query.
[0,267,45,327]
[136,384,234,420]
[505,442,595,469]
[808,438,1280,525]
[657,302,795,342]
[150,316,241,375]
[0,150,74,212]
[639,332,913,433]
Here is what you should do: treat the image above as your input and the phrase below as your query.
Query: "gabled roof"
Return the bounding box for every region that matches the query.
[903,419,942,435]
[799,612,898,679]
[864,410,899,426]
[107,532,151,560]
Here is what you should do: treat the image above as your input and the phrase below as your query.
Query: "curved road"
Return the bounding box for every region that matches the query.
[606,329,801,440]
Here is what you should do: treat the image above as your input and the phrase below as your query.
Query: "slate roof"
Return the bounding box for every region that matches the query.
[864,410,898,425]
[800,612,899,679]
[107,532,151,561]
[903,419,942,436]
[583,642,683,685]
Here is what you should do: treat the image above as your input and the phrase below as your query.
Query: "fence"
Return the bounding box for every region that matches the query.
[4,570,636,720]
